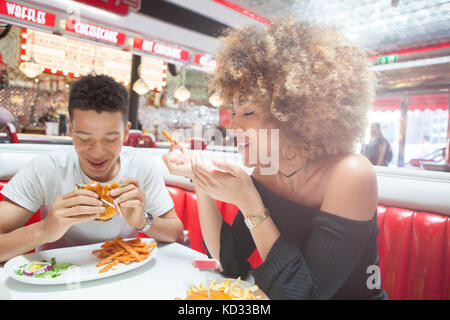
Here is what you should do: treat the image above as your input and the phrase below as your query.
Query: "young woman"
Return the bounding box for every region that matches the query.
[364,123,392,166]
[163,17,387,300]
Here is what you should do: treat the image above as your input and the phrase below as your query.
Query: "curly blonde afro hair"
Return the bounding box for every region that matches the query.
[210,17,377,161]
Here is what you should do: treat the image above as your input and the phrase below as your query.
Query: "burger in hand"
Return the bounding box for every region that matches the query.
[76,181,121,221]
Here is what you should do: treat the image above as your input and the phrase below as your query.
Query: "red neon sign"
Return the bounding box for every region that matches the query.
[194,54,217,69]
[0,0,56,27]
[65,18,126,45]
[212,0,271,25]
[73,0,141,15]
[133,37,189,61]
[72,0,140,16]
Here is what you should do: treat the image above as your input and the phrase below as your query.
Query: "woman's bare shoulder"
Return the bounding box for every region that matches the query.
[319,153,378,221]
[327,153,375,177]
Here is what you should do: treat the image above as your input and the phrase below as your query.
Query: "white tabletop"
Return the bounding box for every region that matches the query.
[0,242,237,300]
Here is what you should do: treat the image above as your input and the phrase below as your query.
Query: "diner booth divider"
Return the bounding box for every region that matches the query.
[0,146,449,300]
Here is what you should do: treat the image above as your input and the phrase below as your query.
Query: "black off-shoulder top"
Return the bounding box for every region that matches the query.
[210,176,388,300]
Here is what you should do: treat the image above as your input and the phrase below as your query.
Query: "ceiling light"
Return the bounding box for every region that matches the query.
[19,57,43,78]
[209,92,223,107]
[174,85,191,102]
[132,78,151,96]
[132,64,151,95]
[174,66,190,102]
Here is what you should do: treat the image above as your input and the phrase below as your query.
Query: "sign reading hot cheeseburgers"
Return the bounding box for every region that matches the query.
[133,37,189,62]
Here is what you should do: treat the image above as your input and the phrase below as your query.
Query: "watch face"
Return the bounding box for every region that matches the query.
[145,212,154,226]
[245,217,255,229]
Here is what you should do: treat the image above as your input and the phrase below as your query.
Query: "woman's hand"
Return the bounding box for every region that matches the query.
[191,155,263,215]
[162,143,193,180]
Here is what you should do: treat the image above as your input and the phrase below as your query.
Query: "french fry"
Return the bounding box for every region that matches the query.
[184,277,263,300]
[147,242,157,248]
[92,238,156,273]
[96,250,125,267]
[99,263,114,273]
[117,238,142,262]
[162,130,178,144]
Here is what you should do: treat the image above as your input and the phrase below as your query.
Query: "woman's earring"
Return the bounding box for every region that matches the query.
[282,147,296,161]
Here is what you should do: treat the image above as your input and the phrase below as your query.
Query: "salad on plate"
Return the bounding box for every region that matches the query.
[14,257,76,278]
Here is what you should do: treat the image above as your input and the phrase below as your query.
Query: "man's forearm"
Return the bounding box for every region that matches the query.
[144,215,183,243]
[0,221,48,262]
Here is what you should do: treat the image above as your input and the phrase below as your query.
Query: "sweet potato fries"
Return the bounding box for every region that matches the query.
[92,238,157,273]
[162,130,178,144]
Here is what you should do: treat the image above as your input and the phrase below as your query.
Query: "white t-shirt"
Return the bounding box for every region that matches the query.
[1,146,174,251]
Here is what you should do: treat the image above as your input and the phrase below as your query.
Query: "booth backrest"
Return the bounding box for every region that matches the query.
[0,181,41,226]
[166,186,263,269]
[0,181,449,299]
[376,205,449,300]
[167,184,449,300]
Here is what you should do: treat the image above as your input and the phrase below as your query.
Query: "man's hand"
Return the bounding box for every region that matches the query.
[110,178,146,230]
[42,189,106,243]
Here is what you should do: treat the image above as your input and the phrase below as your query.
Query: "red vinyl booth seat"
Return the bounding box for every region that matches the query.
[377,205,449,300]
[1,181,449,300]
[0,181,41,226]
[167,188,450,300]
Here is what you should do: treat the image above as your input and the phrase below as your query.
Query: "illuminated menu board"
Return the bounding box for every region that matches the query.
[22,28,132,84]
[140,56,167,92]
[22,29,168,90]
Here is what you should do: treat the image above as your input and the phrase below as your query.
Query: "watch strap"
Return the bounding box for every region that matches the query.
[244,208,270,229]
[138,211,154,233]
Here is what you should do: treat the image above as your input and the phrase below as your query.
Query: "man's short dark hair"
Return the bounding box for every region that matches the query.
[68,75,129,123]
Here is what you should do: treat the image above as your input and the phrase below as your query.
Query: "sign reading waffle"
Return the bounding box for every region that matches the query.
[65,18,126,46]
[72,0,141,16]
[22,28,132,83]
[0,0,55,27]
[133,37,189,62]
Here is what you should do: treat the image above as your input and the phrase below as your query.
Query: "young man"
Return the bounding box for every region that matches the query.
[0,75,183,262]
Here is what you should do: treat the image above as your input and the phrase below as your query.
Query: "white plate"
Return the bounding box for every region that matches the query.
[4,238,157,285]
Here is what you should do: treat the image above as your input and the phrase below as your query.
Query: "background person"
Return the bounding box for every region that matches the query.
[364,123,393,166]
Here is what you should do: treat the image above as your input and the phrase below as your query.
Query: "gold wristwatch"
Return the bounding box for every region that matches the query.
[244,208,270,229]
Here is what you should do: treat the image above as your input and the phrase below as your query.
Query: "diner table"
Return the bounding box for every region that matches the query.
[0,242,241,300]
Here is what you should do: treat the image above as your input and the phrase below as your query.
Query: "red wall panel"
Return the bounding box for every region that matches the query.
[166,186,186,225]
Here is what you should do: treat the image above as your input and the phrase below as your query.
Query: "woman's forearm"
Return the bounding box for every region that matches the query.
[194,183,223,262]
[239,194,280,261]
